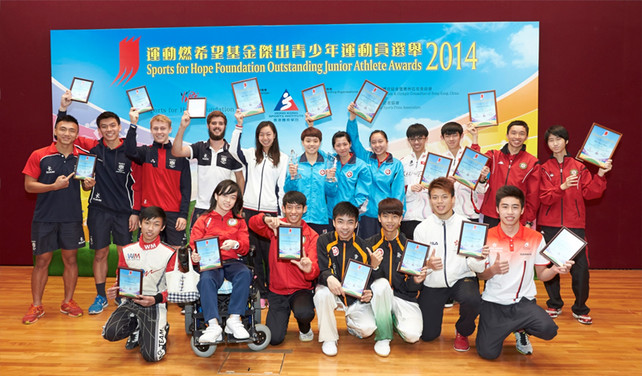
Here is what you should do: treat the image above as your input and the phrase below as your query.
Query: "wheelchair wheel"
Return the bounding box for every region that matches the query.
[247,324,271,351]
[184,304,194,335]
[190,336,216,357]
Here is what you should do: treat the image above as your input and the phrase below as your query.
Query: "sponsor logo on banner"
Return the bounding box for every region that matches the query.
[274,90,299,111]
[112,36,141,86]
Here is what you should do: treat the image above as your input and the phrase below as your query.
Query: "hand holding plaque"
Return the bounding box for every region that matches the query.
[187,97,207,118]
[353,80,387,123]
[74,154,97,180]
[302,84,332,121]
[468,90,498,127]
[341,260,372,299]
[398,240,430,276]
[452,147,490,189]
[420,153,452,188]
[118,267,144,298]
[232,78,264,117]
[457,221,489,258]
[576,123,622,168]
[278,226,302,260]
[69,77,94,103]
[540,227,587,267]
[126,86,153,113]
[195,237,222,271]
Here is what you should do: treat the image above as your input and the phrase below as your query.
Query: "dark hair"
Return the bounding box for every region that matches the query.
[406,123,428,138]
[283,191,307,207]
[369,130,388,143]
[254,121,281,166]
[206,110,227,125]
[428,177,455,196]
[332,201,359,220]
[332,131,352,147]
[55,114,79,128]
[441,122,463,136]
[96,111,120,127]
[140,206,166,226]
[301,126,322,142]
[209,180,243,218]
[544,125,569,142]
[378,198,403,216]
[507,120,529,136]
[495,185,525,209]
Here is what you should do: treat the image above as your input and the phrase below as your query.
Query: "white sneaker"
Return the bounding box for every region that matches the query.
[200,321,223,344]
[374,339,391,357]
[514,331,533,355]
[299,329,314,342]
[322,341,338,356]
[224,314,250,339]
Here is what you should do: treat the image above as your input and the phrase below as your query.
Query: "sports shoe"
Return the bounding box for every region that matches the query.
[546,307,562,318]
[299,329,314,342]
[199,321,223,344]
[453,331,470,352]
[514,331,533,355]
[22,304,45,324]
[573,313,593,325]
[114,296,122,306]
[260,298,268,309]
[374,339,391,357]
[60,299,83,317]
[125,329,139,349]
[322,341,338,356]
[444,298,454,308]
[224,314,250,339]
[88,295,108,315]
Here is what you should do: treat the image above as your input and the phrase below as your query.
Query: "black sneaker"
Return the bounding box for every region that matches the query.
[125,330,140,349]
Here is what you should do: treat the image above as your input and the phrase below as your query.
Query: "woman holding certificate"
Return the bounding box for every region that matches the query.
[189,180,252,343]
[230,111,288,308]
[346,103,405,239]
[538,125,612,325]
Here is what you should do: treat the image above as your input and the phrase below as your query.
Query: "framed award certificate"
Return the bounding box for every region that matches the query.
[187,97,207,118]
[452,147,490,189]
[277,226,302,260]
[341,260,372,299]
[195,236,222,271]
[118,267,144,298]
[302,84,332,121]
[457,221,489,258]
[468,90,498,127]
[353,80,388,123]
[576,123,622,168]
[69,77,94,103]
[232,78,265,117]
[74,154,97,180]
[126,86,153,113]
[420,153,453,188]
[541,227,587,267]
[398,240,430,276]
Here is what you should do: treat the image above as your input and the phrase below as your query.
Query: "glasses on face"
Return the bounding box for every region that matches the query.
[408,136,426,142]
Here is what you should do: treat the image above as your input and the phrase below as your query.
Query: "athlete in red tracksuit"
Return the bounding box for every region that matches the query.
[538,125,612,325]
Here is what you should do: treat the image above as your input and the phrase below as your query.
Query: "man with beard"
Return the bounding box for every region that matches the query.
[172,110,245,226]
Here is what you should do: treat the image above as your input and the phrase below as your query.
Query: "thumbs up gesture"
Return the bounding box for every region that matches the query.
[490,253,509,275]
[368,247,383,269]
[427,249,443,270]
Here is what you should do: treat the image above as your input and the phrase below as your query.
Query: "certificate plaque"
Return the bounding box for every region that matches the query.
[69,77,94,103]
[118,267,144,298]
[341,260,372,299]
[74,154,97,180]
[398,240,430,276]
[232,78,265,117]
[420,153,453,188]
[187,97,207,118]
[457,221,489,258]
[278,226,302,260]
[541,227,587,267]
[126,86,153,113]
[353,80,388,123]
[302,84,332,121]
[452,147,490,189]
[195,236,222,271]
[468,90,498,127]
[576,123,622,168]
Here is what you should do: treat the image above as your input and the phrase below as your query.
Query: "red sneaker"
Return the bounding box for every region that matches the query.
[22,304,45,324]
[573,313,593,325]
[60,299,83,317]
[546,307,562,318]
[453,331,470,352]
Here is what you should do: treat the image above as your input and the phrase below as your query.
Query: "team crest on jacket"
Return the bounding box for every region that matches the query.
[346,171,353,178]
[570,169,578,176]
[320,169,326,176]
[169,159,176,168]
[519,162,527,169]
[331,246,339,256]
[227,218,238,226]
[384,168,391,175]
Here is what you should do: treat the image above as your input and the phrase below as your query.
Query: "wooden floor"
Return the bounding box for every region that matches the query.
[0,267,640,375]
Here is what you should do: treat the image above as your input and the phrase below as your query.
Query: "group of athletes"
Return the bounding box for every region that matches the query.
[21,90,612,362]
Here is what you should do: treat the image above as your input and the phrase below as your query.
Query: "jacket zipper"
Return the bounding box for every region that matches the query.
[504,157,513,185]
[256,157,266,211]
[559,161,564,226]
[442,221,450,288]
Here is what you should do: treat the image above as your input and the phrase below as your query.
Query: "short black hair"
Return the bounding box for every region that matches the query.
[332,131,352,147]
[140,206,166,226]
[96,111,120,127]
[441,122,463,136]
[332,201,359,220]
[544,125,569,142]
[406,123,428,138]
[495,185,525,209]
[283,191,307,206]
[369,130,388,142]
[55,114,79,128]
[378,198,403,216]
[507,120,529,136]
